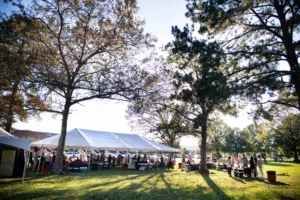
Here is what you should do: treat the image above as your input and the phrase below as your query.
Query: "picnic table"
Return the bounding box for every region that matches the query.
[234,168,244,178]
[97,162,109,170]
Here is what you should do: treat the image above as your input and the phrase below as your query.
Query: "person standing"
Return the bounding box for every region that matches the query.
[143,154,147,161]
[188,154,192,163]
[212,156,217,163]
[181,154,186,171]
[182,154,186,163]
[253,153,258,177]
[226,156,232,177]
[28,152,33,168]
[250,156,256,178]
[100,153,105,163]
[112,156,116,167]
[257,155,263,177]
[45,153,51,170]
[160,155,164,168]
[32,150,38,172]
[108,154,112,169]
[51,152,56,171]
[241,154,248,168]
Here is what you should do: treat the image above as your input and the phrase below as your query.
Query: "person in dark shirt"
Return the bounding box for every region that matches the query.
[112,156,116,167]
[108,154,112,169]
[253,153,258,177]
[51,152,56,171]
[143,154,147,161]
[160,155,164,168]
[137,154,141,162]
[250,156,256,178]
[28,152,33,168]
[182,154,186,164]
[135,154,141,170]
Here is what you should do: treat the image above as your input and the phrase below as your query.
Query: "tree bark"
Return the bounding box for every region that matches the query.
[200,123,208,173]
[53,101,70,173]
[5,82,18,133]
[215,147,220,158]
[274,0,300,109]
[293,148,299,162]
[169,137,175,147]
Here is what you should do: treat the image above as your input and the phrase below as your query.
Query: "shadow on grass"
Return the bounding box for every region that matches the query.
[237,176,291,186]
[1,168,295,200]
[200,174,230,200]
[231,176,246,184]
[265,162,293,167]
[0,174,46,185]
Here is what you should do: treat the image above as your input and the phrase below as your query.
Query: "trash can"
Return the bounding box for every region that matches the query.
[267,171,276,182]
[178,163,182,169]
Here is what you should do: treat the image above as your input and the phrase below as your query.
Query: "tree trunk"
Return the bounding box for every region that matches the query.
[5,82,19,133]
[169,137,175,147]
[274,0,300,109]
[200,124,208,173]
[215,147,220,158]
[53,101,70,173]
[293,148,299,162]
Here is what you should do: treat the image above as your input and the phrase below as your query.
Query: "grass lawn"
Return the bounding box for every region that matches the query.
[0,161,299,200]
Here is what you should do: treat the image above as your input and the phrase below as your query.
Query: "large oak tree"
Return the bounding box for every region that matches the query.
[10,0,155,172]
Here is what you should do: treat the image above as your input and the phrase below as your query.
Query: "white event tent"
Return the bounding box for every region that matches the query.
[0,127,31,183]
[31,128,180,153]
[0,128,31,150]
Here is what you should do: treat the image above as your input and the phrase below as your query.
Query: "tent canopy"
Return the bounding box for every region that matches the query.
[0,128,31,151]
[31,128,180,153]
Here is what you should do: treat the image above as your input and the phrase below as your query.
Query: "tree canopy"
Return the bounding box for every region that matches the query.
[274,112,300,161]
[0,14,47,133]
[186,0,300,113]
[167,26,238,171]
[6,0,156,172]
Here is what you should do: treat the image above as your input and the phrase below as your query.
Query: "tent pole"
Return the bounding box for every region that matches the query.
[22,150,27,184]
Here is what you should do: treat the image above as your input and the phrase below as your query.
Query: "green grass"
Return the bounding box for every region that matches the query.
[0,161,299,200]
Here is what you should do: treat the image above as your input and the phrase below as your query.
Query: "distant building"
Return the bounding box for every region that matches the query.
[11,129,58,142]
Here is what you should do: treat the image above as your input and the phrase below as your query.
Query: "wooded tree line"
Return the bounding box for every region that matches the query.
[1,0,299,173]
[205,116,300,163]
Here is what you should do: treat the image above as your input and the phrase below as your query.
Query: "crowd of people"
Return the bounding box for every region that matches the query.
[28,150,67,172]
[226,153,264,178]
[180,153,264,178]
[91,153,176,170]
[27,148,179,173]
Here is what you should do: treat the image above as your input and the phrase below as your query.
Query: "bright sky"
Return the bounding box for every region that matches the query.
[7,0,253,148]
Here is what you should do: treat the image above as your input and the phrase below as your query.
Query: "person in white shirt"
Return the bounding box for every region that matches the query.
[241,154,248,167]
[257,155,263,177]
[226,156,232,177]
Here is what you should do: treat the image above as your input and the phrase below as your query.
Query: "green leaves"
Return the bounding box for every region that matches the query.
[186,0,300,111]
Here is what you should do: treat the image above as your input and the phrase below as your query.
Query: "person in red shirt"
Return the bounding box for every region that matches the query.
[212,156,217,163]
